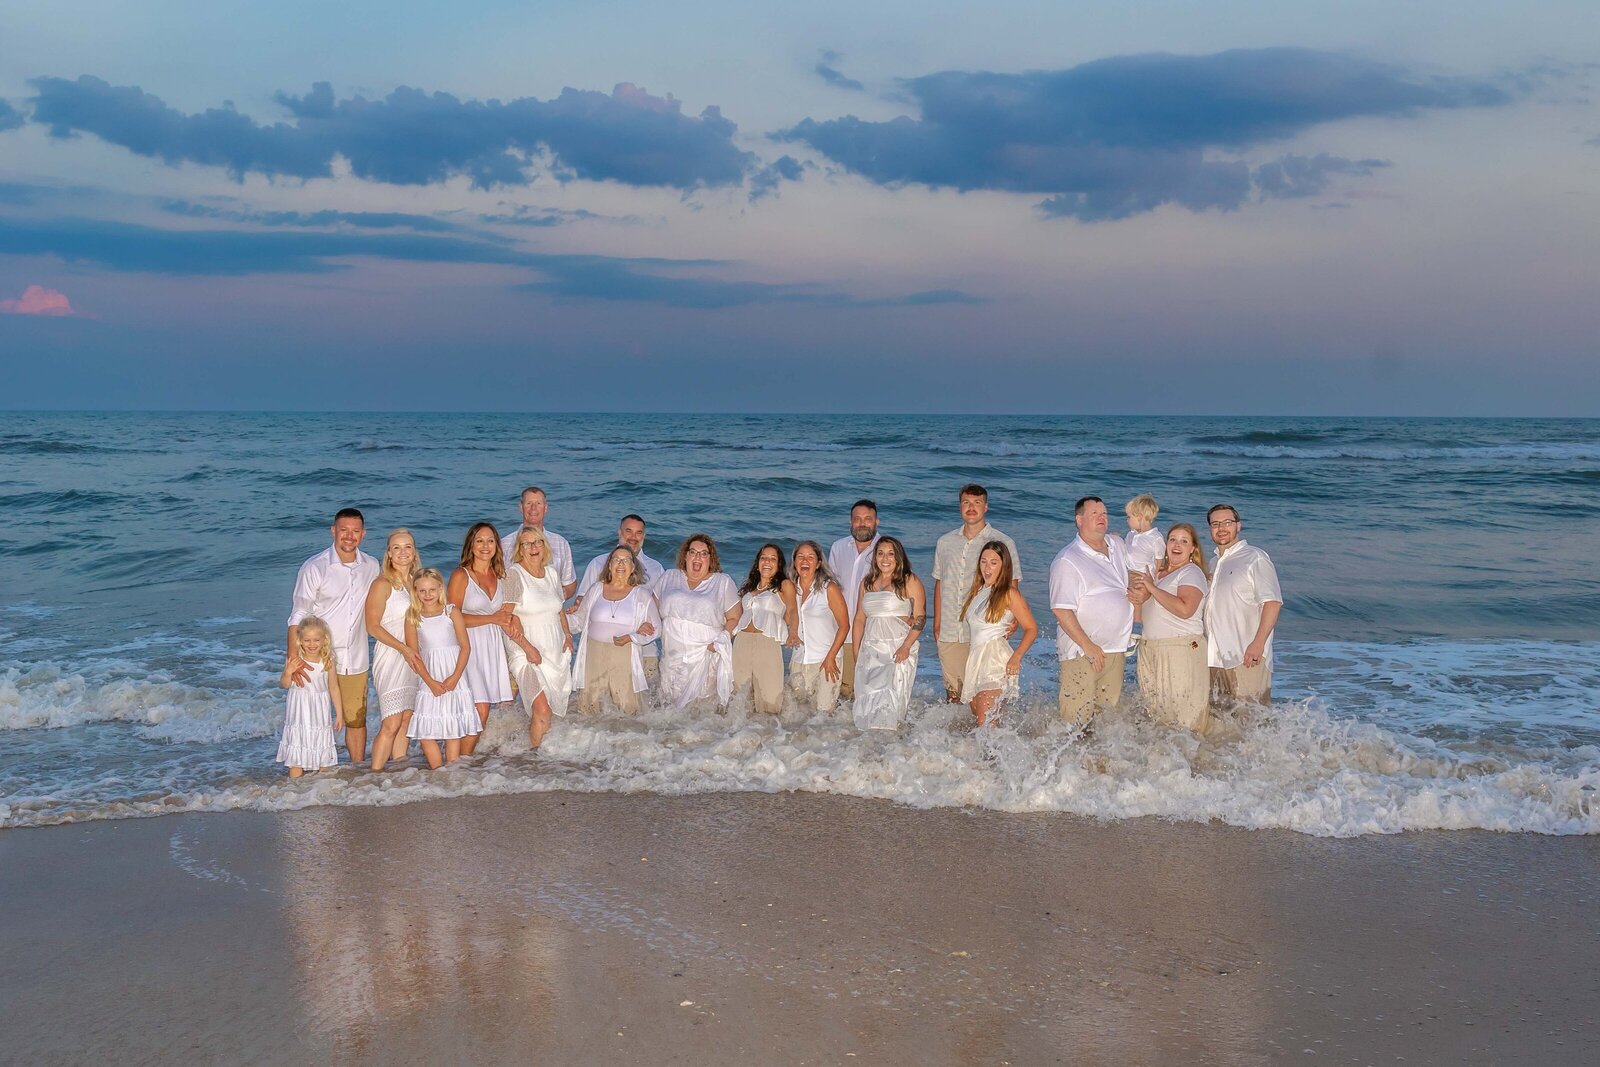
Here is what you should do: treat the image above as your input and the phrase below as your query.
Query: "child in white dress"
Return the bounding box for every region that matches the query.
[276,616,343,777]
[406,567,480,769]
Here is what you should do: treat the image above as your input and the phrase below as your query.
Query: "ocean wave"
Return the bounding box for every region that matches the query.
[0,662,280,741]
[0,488,130,513]
[924,440,1600,463]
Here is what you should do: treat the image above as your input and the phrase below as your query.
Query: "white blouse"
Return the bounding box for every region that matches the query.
[1141,563,1209,640]
[739,587,788,643]
[656,571,740,627]
[794,580,840,665]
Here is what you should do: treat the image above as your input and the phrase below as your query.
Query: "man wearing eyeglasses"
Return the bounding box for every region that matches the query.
[1202,504,1282,705]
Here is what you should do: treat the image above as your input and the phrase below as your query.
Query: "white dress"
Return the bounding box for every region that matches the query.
[460,571,513,706]
[408,608,481,740]
[656,570,739,709]
[958,592,1018,706]
[853,589,918,730]
[276,661,339,770]
[370,584,419,717]
[503,563,574,718]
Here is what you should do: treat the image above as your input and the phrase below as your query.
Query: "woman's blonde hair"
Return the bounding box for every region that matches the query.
[1161,522,1210,579]
[407,567,447,627]
[511,526,552,569]
[295,616,339,673]
[381,528,424,591]
[960,541,1016,624]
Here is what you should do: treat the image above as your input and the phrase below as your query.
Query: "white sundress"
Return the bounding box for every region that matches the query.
[504,563,574,718]
[461,571,513,706]
[958,592,1018,706]
[370,583,419,717]
[408,607,481,741]
[276,661,339,770]
[852,589,918,731]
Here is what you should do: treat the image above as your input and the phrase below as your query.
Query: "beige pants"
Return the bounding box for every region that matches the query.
[732,630,785,714]
[1137,636,1211,731]
[1211,664,1272,706]
[1057,653,1126,724]
[789,660,842,713]
[579,639,640,715]
[937,640,970,699]
[336,672,369,728]
[840,643,858,700]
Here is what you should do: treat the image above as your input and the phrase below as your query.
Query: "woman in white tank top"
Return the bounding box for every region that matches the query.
[789,540,849,713]
[364,529,425,771]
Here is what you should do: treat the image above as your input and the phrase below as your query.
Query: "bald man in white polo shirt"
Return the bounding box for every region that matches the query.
[1203,503,1283,705]
[1048,495,1142,724]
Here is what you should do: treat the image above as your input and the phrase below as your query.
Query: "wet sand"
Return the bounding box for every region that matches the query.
[4,791,1597,1065]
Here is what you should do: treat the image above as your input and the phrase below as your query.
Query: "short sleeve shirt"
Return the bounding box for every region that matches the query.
[1047,535,1133,660]
[933,524,1020,643]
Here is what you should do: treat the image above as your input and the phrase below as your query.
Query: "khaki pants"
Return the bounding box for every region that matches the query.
[937,641,970,699]
[732,631,785,714]
[643,653,659,682]
[840,643,858,700]
[579,640,640,715]
[336,672,369,728]
[1057,653,1126,724]
[1137,636,1211,731]
[1211,664,1272,706]
[789,660,842,713]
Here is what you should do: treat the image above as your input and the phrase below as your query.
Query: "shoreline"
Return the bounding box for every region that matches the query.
[6,789,1598,1064]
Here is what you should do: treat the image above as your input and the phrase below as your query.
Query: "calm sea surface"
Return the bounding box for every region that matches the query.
[2,412,1597,835]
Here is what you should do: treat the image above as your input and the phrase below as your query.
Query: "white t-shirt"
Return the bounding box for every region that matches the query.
[1204,540,1283,669]
[933,524,1020,643]
[1141,563,1208,640]
[287,545,381,674]
[827,534,881,639]
[1047,535,1133,660]
[500,525,576,588]
[1124,527,1165,577]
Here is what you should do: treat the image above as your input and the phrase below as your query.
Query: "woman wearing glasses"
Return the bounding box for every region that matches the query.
[655,533,742,711]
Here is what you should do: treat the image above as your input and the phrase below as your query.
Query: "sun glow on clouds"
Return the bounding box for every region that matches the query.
[0,284,78,317]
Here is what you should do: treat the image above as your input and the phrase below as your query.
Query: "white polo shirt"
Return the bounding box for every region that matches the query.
[933,524,1021,643]
[287,545,380,674]
[1048,534,1133,660]
[1204,540,1283,669]
[500,524,576,588]
[828,533,882,640]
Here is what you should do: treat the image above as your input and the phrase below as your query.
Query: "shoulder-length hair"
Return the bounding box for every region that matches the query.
[740,543,791,596]
[866,535,913,598]
[790,540,836,589]
[599,545,648,588]
[1162,522,1210,579]
[381,528,424,591]
[406,567,447,627]
[458,522,505,577]
[960,540,1015,624]
[295,616,339,673]
[675,532,722,573]
[510,526,552,569]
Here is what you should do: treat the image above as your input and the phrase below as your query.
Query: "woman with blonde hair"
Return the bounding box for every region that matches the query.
[958,542,1038,726]
[1130,522,1212,731]
[365,528,426,770]
[572,545,661,714]
[655,533,742,711]
[503,526,574,748]
[449,522,519,754]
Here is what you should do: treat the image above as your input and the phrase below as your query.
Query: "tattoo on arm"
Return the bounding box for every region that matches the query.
[908,614,927,633]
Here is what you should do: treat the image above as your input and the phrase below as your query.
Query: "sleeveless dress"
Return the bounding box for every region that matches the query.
[852,589,918,730]
[958,593,1018,706]
[503,563,574,718]
[460,571,513,706]
[370,584,419,717]
[408,607,481,740]
[277,661,339,770]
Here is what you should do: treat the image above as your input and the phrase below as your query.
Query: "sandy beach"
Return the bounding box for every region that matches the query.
[4,791,1597,1065]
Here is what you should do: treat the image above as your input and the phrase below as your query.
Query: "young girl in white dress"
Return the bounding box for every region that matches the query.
[957,541,1038,727]
[449,522,516,756]
[850,537,927,731]
[503,527,575,750]
[406,567,480,768]
[364,528,424,771]
[276,616,343,777]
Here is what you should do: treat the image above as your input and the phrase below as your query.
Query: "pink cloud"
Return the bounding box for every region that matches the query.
[0,284,78,317]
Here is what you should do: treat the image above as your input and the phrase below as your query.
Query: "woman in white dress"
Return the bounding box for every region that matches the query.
[572,546,661,715]
[405,568,480,768]
[958,541,1038,726]
[448,522,519,755]
[850,536,927,731]
[364,528,425,771]
[1130,522,1212,731]
[788,540,849,713]
[732,543,797,714]
[503,527,574,749]
[656,533,742,711]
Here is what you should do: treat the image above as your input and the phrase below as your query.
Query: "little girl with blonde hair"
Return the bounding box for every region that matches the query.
[276,616,343,777]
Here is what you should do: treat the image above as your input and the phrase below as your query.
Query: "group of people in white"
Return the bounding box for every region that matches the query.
[276,484,1283,776]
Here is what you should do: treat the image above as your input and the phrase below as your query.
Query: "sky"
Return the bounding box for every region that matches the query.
[1,1,1597,414]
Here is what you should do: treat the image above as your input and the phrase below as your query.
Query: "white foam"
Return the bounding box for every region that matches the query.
[0,661,281,742]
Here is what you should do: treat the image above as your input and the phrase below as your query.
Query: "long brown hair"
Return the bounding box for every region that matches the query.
[864,535,913,598]
[459,522,505,577]
[1161,522,1210,579]
[960,541,1015,624]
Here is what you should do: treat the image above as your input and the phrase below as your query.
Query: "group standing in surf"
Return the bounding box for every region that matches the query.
[277,484,1283,775]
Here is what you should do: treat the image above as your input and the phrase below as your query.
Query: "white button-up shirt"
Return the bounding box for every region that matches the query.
[287,545,380,674]
[933,524,1021,643]
[1048,535,1133,660]
[500,525,576,588]
[1204,540,1283,669]
[828,533,881,641]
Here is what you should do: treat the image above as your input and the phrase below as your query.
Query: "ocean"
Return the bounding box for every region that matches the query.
[2,412,1596,836]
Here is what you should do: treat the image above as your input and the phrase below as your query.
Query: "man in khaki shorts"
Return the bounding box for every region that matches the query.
[1202,504,1282,706]
[287,507,380,763]
[932,483,1020,702]
[1048,496,1139,725]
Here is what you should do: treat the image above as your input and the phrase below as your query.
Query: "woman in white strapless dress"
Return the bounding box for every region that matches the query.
[503,527,574,750]
[850,536,927,731]
[449,522,517,755]
[364,528,425,771]
[957,541,1038,726]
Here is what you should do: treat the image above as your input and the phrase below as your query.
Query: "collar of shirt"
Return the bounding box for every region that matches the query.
[1215,539,1251,563]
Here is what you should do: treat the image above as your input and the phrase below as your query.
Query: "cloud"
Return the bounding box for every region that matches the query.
[29,75,760,192]
[0,284,77,316]
[815,51,865,93]
[780,48,1510,221]
[1254,153,1390,199]
[748,155,804,200]
[0,98,22,132]
[159,199,466,232]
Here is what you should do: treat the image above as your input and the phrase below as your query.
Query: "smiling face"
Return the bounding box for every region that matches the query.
[850,505,878,544]
[684,540,712,580]
[619,517,646,553]
[518,533,546,568]
[471,527,498,564]
[978,547,1003,585]
[793,544,818,580]
[415,577,443,607]
[298,629,325,659]
[387,532,416,570]
[607,548,636,585]
[520,489,548,528]
[960,492,987,528]
[873,539,898,578]
[1166,526,1196,567]
[1076,499,1109,541]
[756,546,781,583]
[331,515,365,558]
[1208,509,1241,549]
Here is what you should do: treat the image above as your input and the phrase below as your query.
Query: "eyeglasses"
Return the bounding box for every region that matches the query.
[1208,519,1239,528]
[686,548,711,558]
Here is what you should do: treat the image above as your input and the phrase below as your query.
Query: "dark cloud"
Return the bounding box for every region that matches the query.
[815,51,865,93]
[29,75,759,191]
[1254,153,1389,199]
[748,155,804,201]
[159,200,465,231]
[780,48,1510,220]
[0,98,23,132]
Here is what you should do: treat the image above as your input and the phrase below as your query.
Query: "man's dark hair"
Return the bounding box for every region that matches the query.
[851,499,878,515]
[1207,504,1241,522]
[334,507,365,524]
[959,483,988,501]
[621,514,646,527]
[1073,496,1103,517]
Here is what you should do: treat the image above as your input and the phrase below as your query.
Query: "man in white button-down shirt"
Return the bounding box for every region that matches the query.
[827,499,882,700]
[933,483,1021,702]
[286,507,380,763]
[501,486,577,601]
[1203,504,1283,705]
[1048,496,1142,724]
